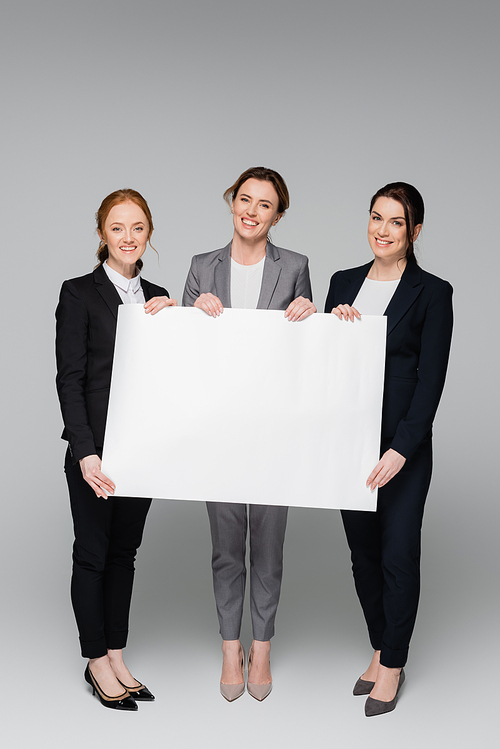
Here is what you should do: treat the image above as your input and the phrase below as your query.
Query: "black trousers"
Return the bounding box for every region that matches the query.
[64,450,152,659]
[341,440,432,669]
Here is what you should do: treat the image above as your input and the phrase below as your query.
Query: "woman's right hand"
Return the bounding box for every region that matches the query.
[331,304,361,322]
[79,455,116,499]
[144,296,178,315]
[194,293,224,317]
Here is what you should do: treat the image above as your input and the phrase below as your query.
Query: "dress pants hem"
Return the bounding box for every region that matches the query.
[219,629,275,642]
[380,645,409,669]
[81,638,108,660]
[368,630,384,652]
[80,631,128,659]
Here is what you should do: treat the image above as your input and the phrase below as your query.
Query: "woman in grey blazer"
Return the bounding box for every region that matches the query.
[183,167,315,701]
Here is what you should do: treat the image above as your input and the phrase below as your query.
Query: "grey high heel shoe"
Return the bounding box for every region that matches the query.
[364,669,405,716]
[247,645,272,702]
[220,646,245,702]
[353,677,376,696]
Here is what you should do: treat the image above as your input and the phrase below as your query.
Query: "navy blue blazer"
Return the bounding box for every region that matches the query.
[325,258,453,461]
[56,264,168,462]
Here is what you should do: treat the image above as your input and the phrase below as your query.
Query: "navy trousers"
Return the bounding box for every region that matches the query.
[341,440,432,668]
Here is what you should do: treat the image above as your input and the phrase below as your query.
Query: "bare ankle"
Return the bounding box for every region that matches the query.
[89,655,109,668]
[251,639,271,653]
[107,648,124,663]
[222,640,241,653]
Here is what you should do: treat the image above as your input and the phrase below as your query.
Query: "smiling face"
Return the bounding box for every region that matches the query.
[367,197,421,264]
[99,201,149,278]
[232,178,282,245]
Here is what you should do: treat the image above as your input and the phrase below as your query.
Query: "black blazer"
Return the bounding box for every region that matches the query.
[325,258,453,462]
[56,264,168,462]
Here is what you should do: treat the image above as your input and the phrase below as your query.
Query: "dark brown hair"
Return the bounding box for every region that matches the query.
[223,167,290,214]
[95,188,155,272]
[369,182,424,263]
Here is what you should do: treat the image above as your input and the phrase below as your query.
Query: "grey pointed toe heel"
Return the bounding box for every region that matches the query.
[220,646,245,702]
[364,669,405,717]
[353,677,375,696]
[247,645,272,702]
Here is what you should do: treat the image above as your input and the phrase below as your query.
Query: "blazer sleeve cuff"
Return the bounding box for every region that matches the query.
[69,439,99,464]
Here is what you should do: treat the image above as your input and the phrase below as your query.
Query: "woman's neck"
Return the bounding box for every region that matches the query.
[106,259,138,280]
[230,234,267,265]
[367,257,407,281]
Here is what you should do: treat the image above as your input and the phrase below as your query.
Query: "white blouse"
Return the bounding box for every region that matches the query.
[103,261,145,305]
[230,256,266,309]
[353,278,400,316]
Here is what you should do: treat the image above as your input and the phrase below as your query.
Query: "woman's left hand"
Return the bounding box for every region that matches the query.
[284,297,317,322]
[331,304,361,322]
[366,449,406,490]
[144,296,178,315]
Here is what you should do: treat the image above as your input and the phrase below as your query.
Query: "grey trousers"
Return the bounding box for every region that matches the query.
[207,502,288,641]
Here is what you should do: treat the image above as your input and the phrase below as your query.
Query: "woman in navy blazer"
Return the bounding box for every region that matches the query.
[56,189,176,710]
[183,167,316,701]
[325,182,453,716]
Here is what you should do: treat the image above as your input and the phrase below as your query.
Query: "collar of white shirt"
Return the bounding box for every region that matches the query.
[103,260,142,294]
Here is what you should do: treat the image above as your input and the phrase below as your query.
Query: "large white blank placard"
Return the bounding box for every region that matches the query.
[102,307,386,511]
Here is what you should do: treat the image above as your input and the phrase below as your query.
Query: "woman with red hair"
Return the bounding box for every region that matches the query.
[56,189,176,710]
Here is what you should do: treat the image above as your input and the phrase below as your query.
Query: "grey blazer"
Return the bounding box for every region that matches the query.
[182,241,312,309]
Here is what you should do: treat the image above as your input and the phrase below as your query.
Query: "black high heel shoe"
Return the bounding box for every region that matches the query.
[117,678,155,701]
[84,664,138,711]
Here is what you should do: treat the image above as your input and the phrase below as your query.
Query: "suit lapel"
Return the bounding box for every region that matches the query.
[257,242,281,310]
[94,263,162,311]
[93,264,121,318]
[140,278,157,303]
[384,259,423,336]
[214,243,232,307]
[340,262,372,305]
[340,259,424,336]
[214,241,284,309]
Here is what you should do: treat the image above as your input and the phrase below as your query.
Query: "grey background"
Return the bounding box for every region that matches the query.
[1,0,497,746]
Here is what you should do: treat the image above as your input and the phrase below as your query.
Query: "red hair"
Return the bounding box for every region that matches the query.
[95,188,155,271]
